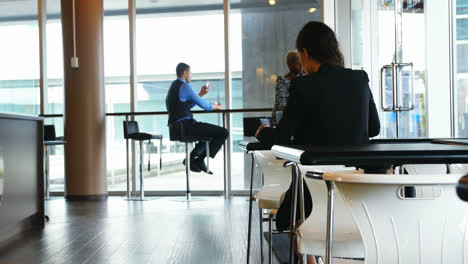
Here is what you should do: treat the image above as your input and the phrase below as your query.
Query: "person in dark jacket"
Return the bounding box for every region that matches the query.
[256,21,380,264]
[256,28,379,146]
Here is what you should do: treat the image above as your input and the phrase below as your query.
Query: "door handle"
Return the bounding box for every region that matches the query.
[394,62,414,111]
[380,64,396,111]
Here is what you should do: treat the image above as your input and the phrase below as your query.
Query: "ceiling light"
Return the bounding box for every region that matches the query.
[309,8,317,13]
[268,0,276,6]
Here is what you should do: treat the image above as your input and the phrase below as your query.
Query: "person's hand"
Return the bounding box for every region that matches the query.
[199,85,210,97]
[255,123,269,138]
[212,103,223,110]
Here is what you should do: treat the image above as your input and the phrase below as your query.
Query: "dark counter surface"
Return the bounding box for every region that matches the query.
[272,140,468,167]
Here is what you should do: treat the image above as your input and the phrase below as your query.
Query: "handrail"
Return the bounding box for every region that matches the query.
[40,108,273,118]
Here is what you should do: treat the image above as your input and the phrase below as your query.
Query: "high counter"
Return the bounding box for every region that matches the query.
[0,113,44,242]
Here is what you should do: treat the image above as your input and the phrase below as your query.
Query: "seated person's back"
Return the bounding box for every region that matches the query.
[257,22,379,146]
[277,64,379,146]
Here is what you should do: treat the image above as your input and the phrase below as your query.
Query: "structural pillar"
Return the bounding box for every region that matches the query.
[61,0,107,200]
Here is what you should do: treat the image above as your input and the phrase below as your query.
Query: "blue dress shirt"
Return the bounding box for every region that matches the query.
[176,78,212,122]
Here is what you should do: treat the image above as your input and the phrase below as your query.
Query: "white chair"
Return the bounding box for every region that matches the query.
[403,164,448,175]
[253,150,292,264]
[323,172,468,264]
[296,167,365,262]
[449,164,468,174]
[403,164,468,175]
[249,154,364,264]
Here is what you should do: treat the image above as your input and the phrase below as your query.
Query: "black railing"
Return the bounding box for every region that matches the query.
[40,108,273,118]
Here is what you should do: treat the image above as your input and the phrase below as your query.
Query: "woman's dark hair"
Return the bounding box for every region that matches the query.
[296,21,344,66]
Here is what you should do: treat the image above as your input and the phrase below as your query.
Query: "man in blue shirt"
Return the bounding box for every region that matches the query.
[166,63,228,174]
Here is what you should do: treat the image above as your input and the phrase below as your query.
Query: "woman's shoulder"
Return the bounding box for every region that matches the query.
[277,75,291,83]
[324,65,370,83]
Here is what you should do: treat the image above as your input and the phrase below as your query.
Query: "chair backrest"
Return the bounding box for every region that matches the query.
[300,165,360,217]
[254,150,291,193]
[324,172,467,264]
[44,125,56,141]
[298,166,362,257]
[403,164,447,174]
[123,121,139,139]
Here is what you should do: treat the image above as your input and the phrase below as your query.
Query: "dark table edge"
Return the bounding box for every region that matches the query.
[0,112,43,122]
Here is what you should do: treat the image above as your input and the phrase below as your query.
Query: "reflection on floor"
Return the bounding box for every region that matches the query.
[0,197,363,264]
[0,197,274,264]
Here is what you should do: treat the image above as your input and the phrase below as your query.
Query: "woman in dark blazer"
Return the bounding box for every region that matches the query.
[257,22,380,145]
[256,21,380,264]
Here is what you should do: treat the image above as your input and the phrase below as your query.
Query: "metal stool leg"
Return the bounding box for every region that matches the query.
[246,152,255,264]
[259,207,264,264]
[126,138,131,199]
[185,142,191,200]
[159,138,163,171]
[45,145,50,200]
[205,141,210,171]
[139,140,144,200]
[268,213,273,264]
[289,165,299,264]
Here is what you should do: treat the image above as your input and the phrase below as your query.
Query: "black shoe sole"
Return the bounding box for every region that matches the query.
[194,159,213,174]
[182,159,202,172]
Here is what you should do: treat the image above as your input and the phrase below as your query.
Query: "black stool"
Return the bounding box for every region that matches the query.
[44,125,66,200]
[123,121,163,200]
[169,121,211,200]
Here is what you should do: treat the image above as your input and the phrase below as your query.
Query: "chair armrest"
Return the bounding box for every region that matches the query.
[322,172,462,185]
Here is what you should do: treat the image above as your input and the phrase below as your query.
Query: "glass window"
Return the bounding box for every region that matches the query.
[134,0,225,191]
[46,0,65,193]
[0,3,40,115]
[104,1,131,191]
[454,1,468,137]
[230,0,322,190]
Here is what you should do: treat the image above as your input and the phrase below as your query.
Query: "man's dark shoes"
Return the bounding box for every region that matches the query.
[182,158,202,172]
[195,158,213,175]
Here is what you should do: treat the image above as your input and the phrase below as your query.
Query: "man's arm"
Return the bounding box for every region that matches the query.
[179,83,213,111]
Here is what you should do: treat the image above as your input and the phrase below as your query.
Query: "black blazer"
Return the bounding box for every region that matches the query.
[258,64,380,146]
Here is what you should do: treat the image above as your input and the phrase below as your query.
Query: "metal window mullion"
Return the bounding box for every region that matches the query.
[449,0,455,137]
[38,0,48,116]
[129,0,137,193]
[223,0,232,198]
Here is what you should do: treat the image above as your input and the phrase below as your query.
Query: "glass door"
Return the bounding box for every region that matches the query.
[377,0,426,138]
[350,0,427,138]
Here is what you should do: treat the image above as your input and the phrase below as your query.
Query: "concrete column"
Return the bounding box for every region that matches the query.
[61,0,107,200]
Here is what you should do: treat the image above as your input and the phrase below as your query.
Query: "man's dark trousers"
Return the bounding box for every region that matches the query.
[180,119,229,159]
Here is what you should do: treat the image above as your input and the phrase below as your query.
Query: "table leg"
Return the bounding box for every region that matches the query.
[325,181,335,264]
[289,164,299,264]
[45,145,50,200]
[126,138,131,199]
[246,152,255,264]
[139,141,144,200]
